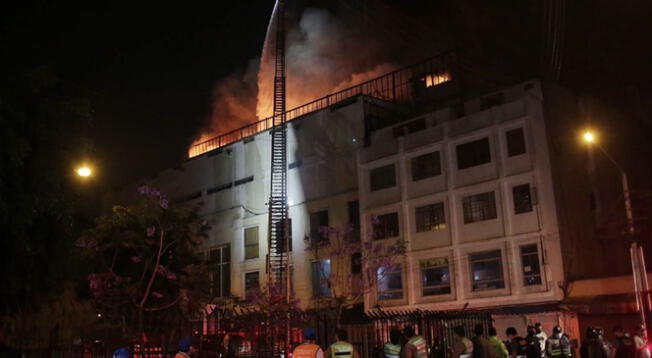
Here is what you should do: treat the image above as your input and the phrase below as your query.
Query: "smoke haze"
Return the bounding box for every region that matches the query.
[193,7,399,144]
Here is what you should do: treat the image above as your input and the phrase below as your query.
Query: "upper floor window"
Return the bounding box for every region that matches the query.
[513,184,533,214]
[411,151,442,181]
[348,201,360,241]
[370,164,396,191]
[520,244,542,286]
[506,128,526,157]
[310,210,329,243]
[469,250,504,291]
[421,258,451,296]
[311,260,332,297]
[415,202,446,232]
[373,212,400,240]
[207,245,231,298]
[244,271,260,298]
[462,191,497,224]
[377,264,404,300]
[244,227,259,260]
[456,138,491,170]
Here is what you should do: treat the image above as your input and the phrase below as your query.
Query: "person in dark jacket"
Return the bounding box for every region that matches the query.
[471,324,497,358]
[526,326,543,358]
[613,326,636,358]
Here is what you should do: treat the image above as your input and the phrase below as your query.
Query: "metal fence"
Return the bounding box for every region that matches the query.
[188,51,458,158]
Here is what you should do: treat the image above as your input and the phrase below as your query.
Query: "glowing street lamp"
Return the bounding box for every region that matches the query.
[76,166,92,178]
[583,131,595,143]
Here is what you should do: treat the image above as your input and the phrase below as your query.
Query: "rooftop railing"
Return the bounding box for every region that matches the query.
[188,51,456,158]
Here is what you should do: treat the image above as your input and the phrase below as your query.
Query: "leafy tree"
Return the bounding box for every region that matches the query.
[304,218,406,323]
[78,185,210,347]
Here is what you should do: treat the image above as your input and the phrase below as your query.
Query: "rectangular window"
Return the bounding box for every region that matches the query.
[513,184,533,214]
[348,201,360,241]
[373,212,400,240]
[244,227,259,260]
[377,265,403,300]
[469,250,504,291]
[456,138,491,169]
[244,271,260,298]
[370,164,396,192]
[421,258,452,296]
[506,128,526,157]
[311,260,332,297]
[411,151,442,181]
[520,244,542,286]
[274,219,292,252]
[415,202,446,232]
[207,245,231,298]
[463,192,497,224]
[310,210,329,243]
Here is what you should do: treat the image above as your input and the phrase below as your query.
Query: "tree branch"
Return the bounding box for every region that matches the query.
[139,227,165,308]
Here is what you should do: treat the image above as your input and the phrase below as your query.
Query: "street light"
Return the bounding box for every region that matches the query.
[581,129,634,235]
[76,166,92,178]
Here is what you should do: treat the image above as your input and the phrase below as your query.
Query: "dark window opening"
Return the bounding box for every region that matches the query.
[377,265,403,300]
[456,138,491,170]
[310,210,329,243]
[370,164,396,191]
[506,128,526,157]
[348,201,360,241]
[411,151,441,181]
[421,258,451,296]
[373,212,400,240]
[513,184,533,214]
[244,271,260,298]
[351,252,362,274]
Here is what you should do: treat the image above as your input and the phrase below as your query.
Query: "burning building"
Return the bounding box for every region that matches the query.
[144,48,645,356]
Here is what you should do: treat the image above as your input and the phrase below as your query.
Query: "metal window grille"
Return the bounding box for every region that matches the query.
[462,192,497,223]
[373,212,400,240]
[469,250,504,291]
[520,244,542,286]
[370,164,396,191]
[420,257,452,296]
[415,202,446,232]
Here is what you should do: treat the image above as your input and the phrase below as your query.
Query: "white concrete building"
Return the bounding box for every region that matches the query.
[358,81,567,326]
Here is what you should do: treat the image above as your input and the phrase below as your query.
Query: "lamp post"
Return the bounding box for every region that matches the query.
[583,130,649,331]
[582,130,634,235]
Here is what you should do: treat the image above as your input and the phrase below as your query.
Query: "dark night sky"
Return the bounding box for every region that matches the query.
[2,1,651,191]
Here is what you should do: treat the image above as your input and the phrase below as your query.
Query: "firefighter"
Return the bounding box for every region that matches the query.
[403,326,428,358]
[545,326,570,358]
[452,326,474,358]
[383,328,402,358]
[293,327,324,358]
[325,329,358,358]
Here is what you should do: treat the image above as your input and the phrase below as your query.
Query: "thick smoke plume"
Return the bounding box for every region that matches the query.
[194,7,399,145]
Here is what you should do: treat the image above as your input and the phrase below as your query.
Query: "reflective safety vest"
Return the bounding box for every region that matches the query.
[330,341,353,358]
[408,336,428,358]
[548,336,570,358]
[384,342,402,358]
[294,343,323,358]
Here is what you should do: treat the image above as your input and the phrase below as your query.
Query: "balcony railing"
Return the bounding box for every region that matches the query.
[188,51,457,158]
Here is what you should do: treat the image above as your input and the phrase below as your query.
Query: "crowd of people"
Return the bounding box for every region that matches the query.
[98,323,650,358]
